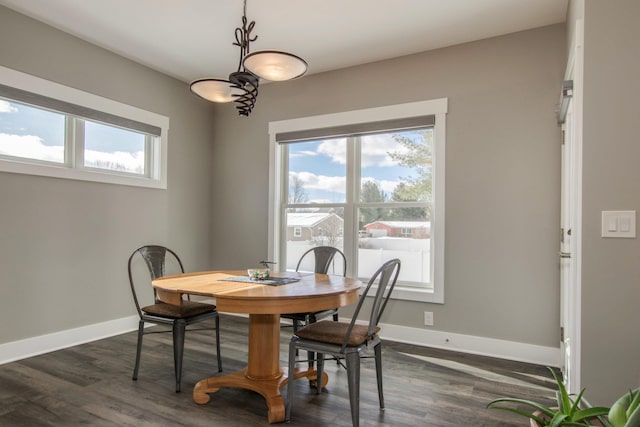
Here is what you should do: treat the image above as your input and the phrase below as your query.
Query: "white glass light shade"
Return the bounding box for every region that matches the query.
[243,50,308,81]
[190,79,238,103]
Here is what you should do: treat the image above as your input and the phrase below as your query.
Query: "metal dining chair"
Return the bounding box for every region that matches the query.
[286,258,401,427]
[281,246,346,366]
[282,246,346,331]
[128,245,222,392]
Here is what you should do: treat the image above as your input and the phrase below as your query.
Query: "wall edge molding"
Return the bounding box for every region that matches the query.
[377,321,561,367]
[0,315,139,365]
[1,313,560,368]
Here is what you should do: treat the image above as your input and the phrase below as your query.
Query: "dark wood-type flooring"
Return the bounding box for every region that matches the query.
[0,314,557,426]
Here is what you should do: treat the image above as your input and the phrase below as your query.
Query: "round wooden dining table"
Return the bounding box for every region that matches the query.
[152,270,361,424]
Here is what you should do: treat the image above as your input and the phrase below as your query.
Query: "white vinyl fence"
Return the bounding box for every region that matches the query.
[285,238,430,286]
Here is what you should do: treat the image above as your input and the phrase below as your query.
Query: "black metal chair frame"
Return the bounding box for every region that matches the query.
[286,258,401,426]
[281,246,347,366]
[128,245,222,392]
[283,246,346,326]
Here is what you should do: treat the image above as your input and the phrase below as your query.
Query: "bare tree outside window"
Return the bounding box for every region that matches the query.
[288,175,309,205]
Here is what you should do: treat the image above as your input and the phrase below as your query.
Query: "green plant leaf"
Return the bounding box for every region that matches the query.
[569,388,588,418]
[626,389,640,420]
[573,406,611,421]
[487,405,549,425]
[488,366,622,427]
[488,398,556,417]
[549,412,569,427]
[550,367,574,415]
[624,399,640,427]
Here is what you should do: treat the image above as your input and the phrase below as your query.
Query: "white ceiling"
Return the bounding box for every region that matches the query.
[1,0,568,83]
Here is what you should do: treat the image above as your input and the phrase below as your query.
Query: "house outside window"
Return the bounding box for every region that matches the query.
[269,99,447,303]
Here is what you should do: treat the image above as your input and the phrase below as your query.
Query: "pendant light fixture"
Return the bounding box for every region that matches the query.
[189,0,307,116]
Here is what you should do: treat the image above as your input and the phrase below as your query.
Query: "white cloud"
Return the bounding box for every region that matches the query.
[360,134,406,167]
[316,134,407,168]
[317,138,347,164]
[290,150,319,158]
[84,148,145,174]
[0,133,64,162]
[292,171,345,194]
[292,171,402,196]
[0,133,145,174]
[361,176,399,193]
[0,100,18,113]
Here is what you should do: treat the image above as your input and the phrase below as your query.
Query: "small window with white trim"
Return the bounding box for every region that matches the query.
[0,66,168,188]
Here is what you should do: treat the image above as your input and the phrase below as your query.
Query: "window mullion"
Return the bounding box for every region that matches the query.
[343,136,359,278]
[73,118,85,169]
[278,143,290,269]
[145,135,152,178]
[64,116,75,167]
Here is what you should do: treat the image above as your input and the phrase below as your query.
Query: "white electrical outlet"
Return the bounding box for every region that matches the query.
[424,311,434,326]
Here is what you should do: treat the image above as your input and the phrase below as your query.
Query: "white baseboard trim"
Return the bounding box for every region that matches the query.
[375,321,561,367]
[1,312,561,368]
[0,315,140,365]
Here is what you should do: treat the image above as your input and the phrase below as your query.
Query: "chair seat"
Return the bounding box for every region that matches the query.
[296,320,380,347]
[142,300,215,319]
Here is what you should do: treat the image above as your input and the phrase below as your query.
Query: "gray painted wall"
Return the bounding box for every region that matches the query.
[580,0,640,405]
[210,25,566,348]
[0,6,215,343]
[3,0,639,410]
[0,4,571,369]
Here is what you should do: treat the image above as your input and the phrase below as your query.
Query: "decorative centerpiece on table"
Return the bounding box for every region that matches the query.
[247,268,270,281]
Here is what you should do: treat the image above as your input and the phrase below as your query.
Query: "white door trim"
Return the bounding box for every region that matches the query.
[562,18,584,395]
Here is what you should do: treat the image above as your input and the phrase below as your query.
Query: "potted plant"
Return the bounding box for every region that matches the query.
[607,387,640,427]
[487,367,610,426]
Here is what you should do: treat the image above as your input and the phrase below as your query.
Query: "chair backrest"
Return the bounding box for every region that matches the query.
[342,258,401,350]
[295,246,347,276]
[128,245,185,316]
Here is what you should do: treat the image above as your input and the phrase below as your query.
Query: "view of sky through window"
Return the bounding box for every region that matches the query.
[0,99,146,174]
[84,120,145,174]
[0,99,65,163]
[287,129,430,204]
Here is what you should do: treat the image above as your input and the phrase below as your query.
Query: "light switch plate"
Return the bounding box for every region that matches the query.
[602,211,636,238]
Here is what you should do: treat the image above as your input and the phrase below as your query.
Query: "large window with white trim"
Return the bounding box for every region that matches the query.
[269,99,447,303]
[0,66,168,188]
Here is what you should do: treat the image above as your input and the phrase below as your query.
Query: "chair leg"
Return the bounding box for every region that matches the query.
[293,320,299,356]
[308,350,316,370]
[374,342,384,410]
[346,351,361,427]
[173,319,186,393]
[132,320,145,380]
[315,352,325,395]
[215,314,222,372]
[286,338,299,422]
[307,314,316,369]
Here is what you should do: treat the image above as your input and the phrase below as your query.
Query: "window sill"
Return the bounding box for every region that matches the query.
[0,158,166,189]
[365,284,444,304]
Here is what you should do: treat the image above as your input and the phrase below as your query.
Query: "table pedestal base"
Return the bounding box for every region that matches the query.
[193,366,328,424]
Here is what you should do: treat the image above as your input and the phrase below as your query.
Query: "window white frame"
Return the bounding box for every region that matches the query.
[0,66,169,189]
[268,99,447,303]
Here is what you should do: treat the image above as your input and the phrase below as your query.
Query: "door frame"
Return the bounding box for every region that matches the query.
[559,19,584,395]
